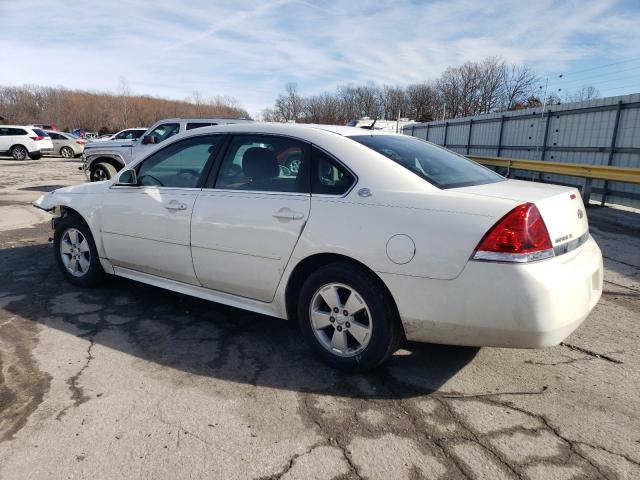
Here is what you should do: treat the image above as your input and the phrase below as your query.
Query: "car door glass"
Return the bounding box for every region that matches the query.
[136,136,223,188]
[215,135,309,193]
[186,122,217,130]
[148,123,180,143]
[311,147,355,195]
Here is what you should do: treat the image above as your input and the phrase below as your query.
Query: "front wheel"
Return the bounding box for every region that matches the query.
[90,162,117,181]
[54,215,104,287]
[298,262,402,371]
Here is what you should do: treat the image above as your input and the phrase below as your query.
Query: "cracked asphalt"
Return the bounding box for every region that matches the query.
[0,156,639,479]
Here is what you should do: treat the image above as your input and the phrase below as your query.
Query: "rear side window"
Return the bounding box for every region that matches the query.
[215,135,309,193]
[350,135,504,189]
[186,122,217,130]
[9,128,27,136]
[311,147,355,196]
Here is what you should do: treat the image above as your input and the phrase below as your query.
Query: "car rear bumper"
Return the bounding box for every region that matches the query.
[380,235,603,348]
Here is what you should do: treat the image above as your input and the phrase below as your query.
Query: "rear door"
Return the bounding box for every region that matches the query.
[191,134,310,302]
[0,128,9,152]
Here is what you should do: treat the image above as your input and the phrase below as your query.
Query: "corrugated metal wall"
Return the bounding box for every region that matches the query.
[402,93,640,208]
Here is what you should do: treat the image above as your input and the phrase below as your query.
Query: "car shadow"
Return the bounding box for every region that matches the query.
[0,243,478,400]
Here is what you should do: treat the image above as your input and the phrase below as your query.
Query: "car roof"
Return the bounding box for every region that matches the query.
[1,125,35,129]
[181,122,400,138]
[158,117,254,123]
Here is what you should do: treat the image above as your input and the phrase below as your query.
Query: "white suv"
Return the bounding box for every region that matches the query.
[0,125,54,160]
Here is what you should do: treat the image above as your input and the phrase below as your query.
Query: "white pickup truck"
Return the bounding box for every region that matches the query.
[82,117,253,181]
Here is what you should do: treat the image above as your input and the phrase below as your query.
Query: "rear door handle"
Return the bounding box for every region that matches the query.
[165,200,187,211]
[272,207,304,220]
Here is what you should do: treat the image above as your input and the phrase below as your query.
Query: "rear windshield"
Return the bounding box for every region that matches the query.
[350,135,504,189]
[32,128,48,137]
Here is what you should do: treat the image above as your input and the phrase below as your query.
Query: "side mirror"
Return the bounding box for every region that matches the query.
[117,169,137,186]
[141,135,156,145]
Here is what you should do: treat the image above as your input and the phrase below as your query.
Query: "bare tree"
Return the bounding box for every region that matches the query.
[0,84,249,132]
[502,64,538,110]
[379,85,407,120]
[274,83,305,122]
[565,85,600,103]
[406,82,438,121]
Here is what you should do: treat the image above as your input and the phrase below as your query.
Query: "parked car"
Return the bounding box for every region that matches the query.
[90,128,147,143]
[0,125,54,160]
[34,123,603,371]
[46,130,87,158]
[82,117,253,181]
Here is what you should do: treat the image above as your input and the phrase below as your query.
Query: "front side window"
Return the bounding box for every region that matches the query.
[49,132,63,140]
[215,135,309,193]
[311,147,355,195]
[350,134,504,189]
[114,130,133,140]
[148,123,180,143]
[136,135,223,188]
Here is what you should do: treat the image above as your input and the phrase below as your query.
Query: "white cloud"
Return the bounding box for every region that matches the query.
[1,0,639,116]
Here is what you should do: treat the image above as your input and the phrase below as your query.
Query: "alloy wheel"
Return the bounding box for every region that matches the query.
[61,147,74,158]
[309,283,372,357]
[60,228,91,277]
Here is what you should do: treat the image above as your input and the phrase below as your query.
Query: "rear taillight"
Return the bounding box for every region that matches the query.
[76,139,87,145]
[473,203,554,263]
[30,136,45,141]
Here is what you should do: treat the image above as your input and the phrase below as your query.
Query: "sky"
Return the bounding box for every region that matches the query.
[2,0,640,118]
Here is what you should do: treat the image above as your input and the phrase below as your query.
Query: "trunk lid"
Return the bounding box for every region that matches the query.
[456,179,589,250]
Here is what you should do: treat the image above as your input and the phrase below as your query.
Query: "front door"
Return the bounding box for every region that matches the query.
[191,134,310,302]
[101,134,224,284]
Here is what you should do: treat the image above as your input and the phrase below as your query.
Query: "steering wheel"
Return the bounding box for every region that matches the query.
[138,174,163,186]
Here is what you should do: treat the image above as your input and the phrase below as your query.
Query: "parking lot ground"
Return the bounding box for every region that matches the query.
[0,156,639,480]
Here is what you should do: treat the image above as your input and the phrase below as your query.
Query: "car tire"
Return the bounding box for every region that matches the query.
[297,262,402,372]
[54,214,104,288]
[10,145,28,160]
[90,162,117,182]
[60,146,74,159]
[28,152,42,160]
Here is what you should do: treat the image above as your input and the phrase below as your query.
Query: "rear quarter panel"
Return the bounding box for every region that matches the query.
[293,189,519,280]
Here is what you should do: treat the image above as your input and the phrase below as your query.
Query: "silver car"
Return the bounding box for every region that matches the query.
[45,131,86,158]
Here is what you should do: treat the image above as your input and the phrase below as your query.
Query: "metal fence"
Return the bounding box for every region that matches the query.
[402,93,640,208]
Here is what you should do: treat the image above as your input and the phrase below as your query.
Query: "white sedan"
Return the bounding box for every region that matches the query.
[34,123,603,371]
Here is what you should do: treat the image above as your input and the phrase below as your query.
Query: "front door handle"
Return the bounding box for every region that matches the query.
[165,200,187,211]
[272,207,304,220]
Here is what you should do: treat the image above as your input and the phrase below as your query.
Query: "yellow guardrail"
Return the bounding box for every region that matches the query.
[467,155,640,185]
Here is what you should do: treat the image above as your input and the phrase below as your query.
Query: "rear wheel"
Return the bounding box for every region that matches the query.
[90,162,117,181]
[11,145,27,160]
[54,215,104,287]
[298,262,402,371]
[60,146,74,158]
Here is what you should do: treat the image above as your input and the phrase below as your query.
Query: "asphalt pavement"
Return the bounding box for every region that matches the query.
[0,156,638,479]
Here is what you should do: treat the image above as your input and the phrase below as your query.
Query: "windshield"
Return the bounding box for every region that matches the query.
[350,135,504,189]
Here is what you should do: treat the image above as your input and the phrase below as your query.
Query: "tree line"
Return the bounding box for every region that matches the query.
[0,82,249,133]
[262,56,600,123]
